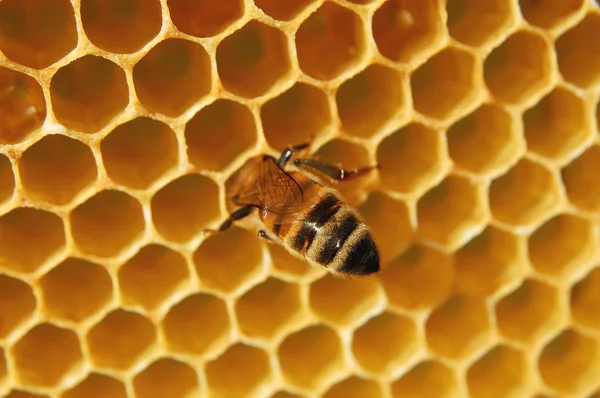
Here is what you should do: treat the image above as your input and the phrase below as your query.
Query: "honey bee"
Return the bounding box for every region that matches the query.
[204,143,380,275]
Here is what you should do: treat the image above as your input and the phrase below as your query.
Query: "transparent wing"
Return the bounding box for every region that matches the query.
[258,156,306,214]
[225,156,264,209]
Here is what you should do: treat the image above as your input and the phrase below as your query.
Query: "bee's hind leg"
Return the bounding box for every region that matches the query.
[294,158,380,182]
[258,229,278,244]
[202,205,253,234]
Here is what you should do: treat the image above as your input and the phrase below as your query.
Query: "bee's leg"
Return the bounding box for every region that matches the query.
[278,142,311,168]
[294,158,380,182]
[258,229,277,244]
[202,205,253,234]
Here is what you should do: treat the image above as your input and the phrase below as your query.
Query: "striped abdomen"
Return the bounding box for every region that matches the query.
[274,191,380,275]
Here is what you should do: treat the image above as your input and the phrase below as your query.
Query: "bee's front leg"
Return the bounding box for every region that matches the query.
[277,142,311,168]
[294,158,380,182]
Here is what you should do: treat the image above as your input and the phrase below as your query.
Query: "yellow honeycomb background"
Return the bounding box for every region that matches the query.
[1,0,600,397]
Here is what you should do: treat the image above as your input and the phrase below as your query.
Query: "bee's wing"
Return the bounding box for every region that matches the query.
[232,187,262,207]
[225,156,264,208]
[229,155,319,227]
[258,156,306,215]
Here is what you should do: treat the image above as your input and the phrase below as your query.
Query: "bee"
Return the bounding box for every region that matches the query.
[203,142,380,275]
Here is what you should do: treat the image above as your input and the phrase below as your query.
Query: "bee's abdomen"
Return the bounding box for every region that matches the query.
[333,228,379,275]
[288,192,340,253]
[312,209,358,265]
[285,192,379,275]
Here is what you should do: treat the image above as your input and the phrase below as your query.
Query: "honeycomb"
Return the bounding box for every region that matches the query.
[1,0,600,397]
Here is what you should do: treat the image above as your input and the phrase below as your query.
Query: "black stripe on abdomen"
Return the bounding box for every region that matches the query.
[290,193,340,253]
[314,210,358,265]
[272,223,281,236]
[337,232,380,275]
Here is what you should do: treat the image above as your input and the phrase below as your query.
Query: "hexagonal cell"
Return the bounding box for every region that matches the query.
[447,0,516,47]
[411,47,479,122]
[162,293,230,356]
[87,309,156,370]
[455,226,527,297]
[269,243,323,281]
[185,99,257,171]
[489,159,561,227]
[524,87,590,162]
[416,175,487,249]
[391,360,461,398]
[255,0,315,21]
[151,174,220,243]
[447,103,522,176]
[70,190,145,257]
[309,274,382,328]
[261,82,331,151]
[467,345,531,398]
[50,55,129,133]
[381,244,454,312]
[373,0,443,63]
[538,329,600,395]
[101,118,179,190]
[562,145,600,213]
[39,258,112,323]
[206,343,272,397]
[236,277,303,340]
[12,323,82,388]
[60,373,127,398]
[425,295,492,361]
[495,279,562,345]
[0,275,36,339]
[194,227,263,293]
[0,68,46,144]
[313,138,374,204]
[556,14,600,88]
[133,358,199,398]
[81,0,161,54]
[118,245,188,311]
[337,64,407,138]
[520,0,584,29]
[352,312,420,376]
[529,214,598,280]
[296,2,365,80]
[278,325,345,391]
[571,266,600,331]
[358,191,413,265]
[217,21,290,97]
[133,39,211,117]
[377,123,446,194]
[0,207,65,274]
[19,135,97,205]
[484,30,553,104]
[0,154,14,205]
[322,376,383,398]
[0,0,77,69]
[168,0,243,37]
